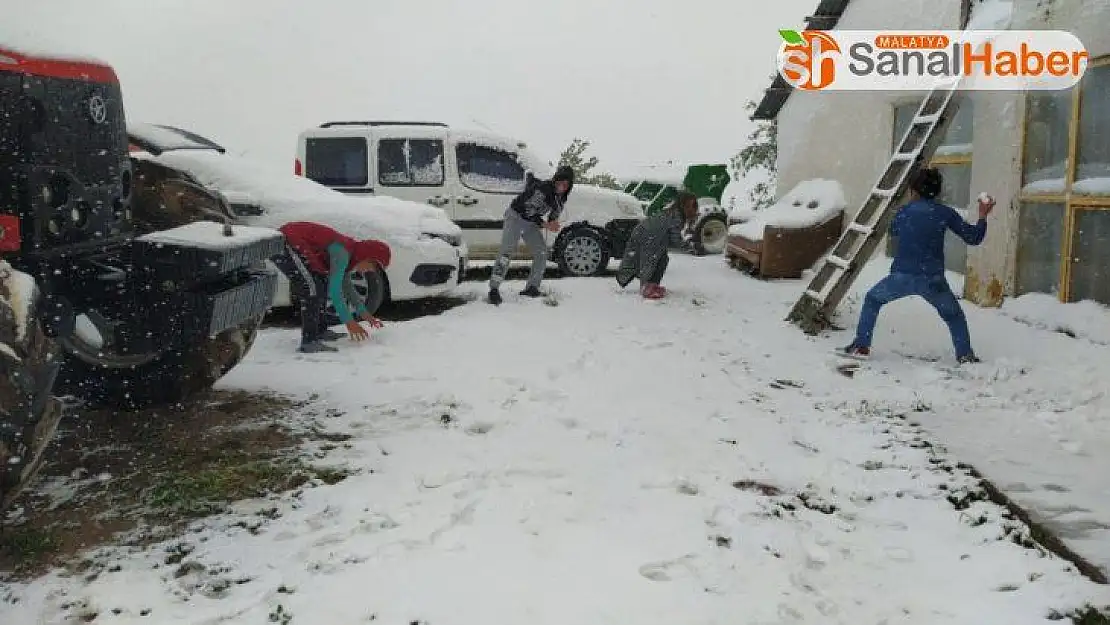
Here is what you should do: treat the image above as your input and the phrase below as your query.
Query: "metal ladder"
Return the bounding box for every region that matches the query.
[785,77,965,335]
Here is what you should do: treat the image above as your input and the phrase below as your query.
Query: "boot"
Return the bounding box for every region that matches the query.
[318,328,344,341]
[487,288,503,305]
[520,285,542,298]
[839,343,870,360]
[299,340,338,354]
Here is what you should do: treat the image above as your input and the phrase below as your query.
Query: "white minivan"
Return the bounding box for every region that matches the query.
[295,121,645,277]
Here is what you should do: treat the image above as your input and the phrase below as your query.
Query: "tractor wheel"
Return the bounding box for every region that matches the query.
[52,159,267,410]
[0,263,64,512]
[690,213,729,256]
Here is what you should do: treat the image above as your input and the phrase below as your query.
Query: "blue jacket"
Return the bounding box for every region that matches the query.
[890,198,986,276]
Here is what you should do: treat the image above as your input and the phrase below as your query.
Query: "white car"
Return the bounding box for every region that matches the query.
[127,123,468,314]
[295,121,645,277]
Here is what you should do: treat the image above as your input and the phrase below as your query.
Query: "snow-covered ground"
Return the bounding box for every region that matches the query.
[5,254,1110,624]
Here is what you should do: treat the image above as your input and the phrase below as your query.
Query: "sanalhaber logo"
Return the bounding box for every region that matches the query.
[776,28,1089,91]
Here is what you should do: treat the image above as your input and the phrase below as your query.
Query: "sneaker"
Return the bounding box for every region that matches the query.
[642,284,665,300]
[318,328,344,341]
[299,341,338,353]
[520,285,542,298]
[957,353,981,364]
[487,288,502,305]
[839,343,870,360]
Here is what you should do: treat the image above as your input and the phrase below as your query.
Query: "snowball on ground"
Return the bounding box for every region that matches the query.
[136,221,282,251]
[0,260,38,343]
[728,179,847,242]
[966,0,1015,29]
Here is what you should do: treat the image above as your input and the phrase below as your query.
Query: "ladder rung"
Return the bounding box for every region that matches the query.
[914,112,941,124]
[804,289,824,303]
[872,188,895,198]
[848,223,873,236]
[825,255,850,269]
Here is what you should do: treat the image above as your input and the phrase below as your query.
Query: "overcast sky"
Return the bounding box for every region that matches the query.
[8,0,814,179]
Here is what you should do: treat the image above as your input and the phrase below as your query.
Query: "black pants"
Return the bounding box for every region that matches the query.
[272,245,330,344]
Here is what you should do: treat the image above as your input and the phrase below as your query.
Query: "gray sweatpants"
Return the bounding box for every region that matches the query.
[490,210,547,290]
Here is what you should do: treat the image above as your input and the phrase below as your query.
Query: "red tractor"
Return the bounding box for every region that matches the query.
[0,46,282,510]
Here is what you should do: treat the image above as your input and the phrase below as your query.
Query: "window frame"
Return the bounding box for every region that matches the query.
[1018,55,1110,303]
[455,142,526,195]
[376,137,446,188]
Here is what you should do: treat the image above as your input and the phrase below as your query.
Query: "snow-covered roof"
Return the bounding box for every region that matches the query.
[751,0,852,121]
[751,0,1015,121]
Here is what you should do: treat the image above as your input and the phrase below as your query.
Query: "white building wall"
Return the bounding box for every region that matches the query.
[775,0,964,214]
[966,0,1110,306]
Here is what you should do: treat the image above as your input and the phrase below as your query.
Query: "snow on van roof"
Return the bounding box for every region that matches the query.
[0,22,109,66]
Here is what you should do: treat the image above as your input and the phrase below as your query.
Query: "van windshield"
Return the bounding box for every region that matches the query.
[305,137,369,187]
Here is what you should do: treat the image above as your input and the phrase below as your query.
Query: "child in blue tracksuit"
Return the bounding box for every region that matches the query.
[842,167,996,364]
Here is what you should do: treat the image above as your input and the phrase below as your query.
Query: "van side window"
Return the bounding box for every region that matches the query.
[305,137,368,187]
[378,138,444,187]
[456,143,526,194]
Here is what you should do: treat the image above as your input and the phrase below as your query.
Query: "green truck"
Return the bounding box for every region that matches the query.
[622,164,731,255]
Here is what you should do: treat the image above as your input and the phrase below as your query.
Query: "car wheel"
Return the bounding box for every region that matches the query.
[691,213,728,255]
[323,270,387,325]
[555,226,609,277]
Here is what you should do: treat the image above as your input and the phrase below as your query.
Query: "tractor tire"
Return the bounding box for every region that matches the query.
[554,225,609,277]
[689,213,729,256]
[53,159,267,410]
[0,263,64,512]
[57,315,263,410]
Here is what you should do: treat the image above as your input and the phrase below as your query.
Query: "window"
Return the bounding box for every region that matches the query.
[887,99,974,274]
[377,138,444,187]
[305,137,368,187]
[1018,58,1110,304]
[456,143,526,194]
[1021,90,1071,194]
[630,182,663,202]
[1075,64,1110,194]
[1015,202,1064,297]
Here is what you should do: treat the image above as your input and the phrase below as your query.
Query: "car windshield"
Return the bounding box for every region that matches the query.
[128,122,225,155]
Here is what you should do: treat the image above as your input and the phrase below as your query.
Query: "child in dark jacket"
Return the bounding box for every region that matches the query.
[615,192,697,299]
[487,166,575,305]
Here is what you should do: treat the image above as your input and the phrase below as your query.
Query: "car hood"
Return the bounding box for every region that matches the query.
[132,150,461,247]
[563,184,644,220]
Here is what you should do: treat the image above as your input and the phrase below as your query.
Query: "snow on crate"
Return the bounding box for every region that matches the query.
[135,221,282,251]
[728,179,846,242]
